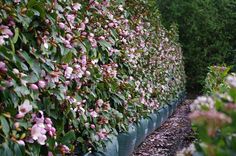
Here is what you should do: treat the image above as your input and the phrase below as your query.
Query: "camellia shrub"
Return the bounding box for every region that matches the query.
[187,66,236,155]
[0,0,185,155]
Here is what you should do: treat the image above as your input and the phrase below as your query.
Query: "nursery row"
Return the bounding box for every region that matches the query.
[84,92,185,156]
[0,0,185,155]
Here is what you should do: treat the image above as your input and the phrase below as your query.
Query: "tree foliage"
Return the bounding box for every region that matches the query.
[157,0,236,92]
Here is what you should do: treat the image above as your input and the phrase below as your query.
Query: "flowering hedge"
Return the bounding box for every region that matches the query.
[186,66,236,155]
[0,0,185,155]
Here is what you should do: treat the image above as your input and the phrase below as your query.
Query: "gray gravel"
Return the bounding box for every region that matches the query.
[133,99,194,156]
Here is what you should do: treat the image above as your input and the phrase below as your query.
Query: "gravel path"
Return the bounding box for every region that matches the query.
[133,99,194,156]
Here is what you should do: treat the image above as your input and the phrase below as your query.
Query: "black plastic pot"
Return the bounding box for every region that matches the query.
[155,111,162,129]
[162,105,169,123]
[172,101,178,111]
[90,135,119,156]
[135,118,149,148]
[171,100,177,112]
[157,107,165,124]
[147,113,158,135]
[168,103,174,116]
[118,124,137,156]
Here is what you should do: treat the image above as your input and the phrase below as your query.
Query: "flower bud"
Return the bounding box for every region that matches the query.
[90,124,96,129]
[17,140,25,146]
[30,84,39,90]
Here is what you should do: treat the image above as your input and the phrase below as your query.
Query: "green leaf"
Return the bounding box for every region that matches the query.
[77,137,84,143]
[2,142,14,156]
[98,40,112,49]
[62,52,73,63]
[21,51,41,76]
[29,144,40,156]
[27,0,46,18]
[23,73,39,83]
[12,28,19,44]
[13,143,22,156]
[14,86,30,96]
[0,116,10,137]
[60,130,76,145]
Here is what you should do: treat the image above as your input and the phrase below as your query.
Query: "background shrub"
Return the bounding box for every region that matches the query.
[157,0,236,93]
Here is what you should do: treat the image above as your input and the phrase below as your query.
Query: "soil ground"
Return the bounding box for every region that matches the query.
[133,99,195,156]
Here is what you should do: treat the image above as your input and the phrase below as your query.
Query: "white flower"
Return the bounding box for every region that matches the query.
[91,59,98,64]
[13,68,20,74]
[38,80,46,88]
[18,100,33,117]
[43,42,49,49]
[16,140,25,146]
[96,99,104,107]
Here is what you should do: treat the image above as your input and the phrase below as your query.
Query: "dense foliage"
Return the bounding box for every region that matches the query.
[187,66,236,155]
[0,0,185,155]
[157,0,236,92]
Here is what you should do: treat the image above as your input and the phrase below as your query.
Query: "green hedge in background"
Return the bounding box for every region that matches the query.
[157,0,236,92]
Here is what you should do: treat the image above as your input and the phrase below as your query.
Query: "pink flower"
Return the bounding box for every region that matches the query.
[98,36,105,40]
[38,80,46,88]
[59,22,65,29]
[14,0,21,3]
[47,127,56,137]
[90,111,98,118]
[64,66,73,79]
[31,123,47,145]
[72,3,81,11]
[48,152,53,156]
[61,145,70,154]
[81,55,87,66]
[97,129,107,140]
[14,122,20,129]
[79,22,86,31]
[45,118,52,125]
[17,100,33,118]
[60,36,73,49]
[91,40,97,48]
[66,14,75,23]
[0,25,13,37]
[108,22,114,28]
[0,61,7,73]
[0,36,4,45]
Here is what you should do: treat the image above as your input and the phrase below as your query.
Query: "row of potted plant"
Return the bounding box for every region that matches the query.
[0,0,185,155]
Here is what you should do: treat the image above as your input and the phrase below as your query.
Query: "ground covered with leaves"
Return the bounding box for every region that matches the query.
[133,99,194,156]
